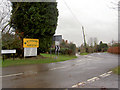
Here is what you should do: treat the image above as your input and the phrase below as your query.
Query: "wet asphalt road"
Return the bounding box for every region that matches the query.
[2,53,119,88]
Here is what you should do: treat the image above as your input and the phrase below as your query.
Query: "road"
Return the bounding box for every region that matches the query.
[2,53,119,88]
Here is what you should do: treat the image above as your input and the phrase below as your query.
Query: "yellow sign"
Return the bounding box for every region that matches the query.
[23,38,39,48]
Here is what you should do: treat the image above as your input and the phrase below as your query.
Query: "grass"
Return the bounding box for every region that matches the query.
[112,66,120,75]
[80,53,89,55]
[103,51,108,53]
[0,54,77,67]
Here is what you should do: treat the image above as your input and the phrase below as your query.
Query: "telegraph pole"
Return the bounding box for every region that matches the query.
[82,26,87,52]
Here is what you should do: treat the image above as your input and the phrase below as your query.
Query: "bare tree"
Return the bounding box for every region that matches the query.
[0,0,21,33]
[88,37,94,47]
[105,0,119,10]
[0,0,12,32]
[93,37,98,46]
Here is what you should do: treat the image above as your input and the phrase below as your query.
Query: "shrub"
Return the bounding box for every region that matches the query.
[2,33,23,58]
[49,48,75,55]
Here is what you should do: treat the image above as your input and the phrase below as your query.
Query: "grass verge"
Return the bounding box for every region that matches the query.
[112,66,120,75]
[80,53,89,55]
[0,54,77,67]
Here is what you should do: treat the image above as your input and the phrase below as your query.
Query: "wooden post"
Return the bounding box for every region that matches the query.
[2,54,4,62]
[13,53,15,60]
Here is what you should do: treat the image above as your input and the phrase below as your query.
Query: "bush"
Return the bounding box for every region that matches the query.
[2,33,23,58]
[49,48,75,55]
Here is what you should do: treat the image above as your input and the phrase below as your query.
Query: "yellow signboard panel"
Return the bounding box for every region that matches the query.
[23,38,39,48]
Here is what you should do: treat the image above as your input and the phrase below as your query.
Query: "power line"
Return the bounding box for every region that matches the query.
[62,0,87,46]
[62,0,83,27]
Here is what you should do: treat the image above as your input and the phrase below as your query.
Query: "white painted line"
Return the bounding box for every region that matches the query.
[0,73,23,78]
[72,84,78,88]
[103,74,111,77]
[49,66,68,70]
[87,78,93,82]
[99,72,112,78]
[87,78,95,82]
[87,77,100,83]
[99,73,107,77]
[94,77,100,80]
[78,82,86,86]
[78,82,83,86]
[91,77,99,80]
[72,82,86,88]
[72,71,112,88]
[107,71,112,74]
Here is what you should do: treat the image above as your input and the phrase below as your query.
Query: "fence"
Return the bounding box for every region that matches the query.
[107,46,120,54]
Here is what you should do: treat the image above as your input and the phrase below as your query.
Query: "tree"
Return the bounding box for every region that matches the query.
[93,37,97,46]
[0,0,22,33]
[88,37,93,47]
[0,0,11,32]
[2,32,22,50]
[107,1,119,11]
[10,2,58,53]
[2,32,23,57]
[68,42,76,55]
[98,41,108,52]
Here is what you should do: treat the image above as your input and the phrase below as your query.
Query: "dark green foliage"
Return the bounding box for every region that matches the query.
[60,41,69,48]
[80,41,108,53]
[50,48,74,55]
[50,48,68,55]
[2,33,22,50]
[56,40,76,55]
[60,48,69,55]
[2,33,23,58]
[98,41,108,52]
[112,43,120,47]
[10,2,58,53]
[51,40,76,55]
[68,43,76,55]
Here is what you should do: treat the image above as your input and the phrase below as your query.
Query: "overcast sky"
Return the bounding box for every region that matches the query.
[0,0,119,46]
[55,0,119,46]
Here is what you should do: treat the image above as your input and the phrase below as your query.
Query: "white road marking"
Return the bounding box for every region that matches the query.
[49,66,68,70]
[0,73,23,78]
[94,77,100,80]
[87,78,95,82]
[99,73,107,77]
[72,71,112,88]
[104,73,111,77]
[72,84,78,88]
[99,72,111,78]
[1,63,80,78]
[0,70,39,78]
[78,82,86,86]
[107,71,112,74]
[87,77,100,83]
[72,82,86,88]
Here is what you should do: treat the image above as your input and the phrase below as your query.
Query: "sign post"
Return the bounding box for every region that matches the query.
[53,35,62,59]
[1,50,16,61]
[23,38,39,57]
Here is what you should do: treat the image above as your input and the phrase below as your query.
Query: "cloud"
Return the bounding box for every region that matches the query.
[56,0,118,46]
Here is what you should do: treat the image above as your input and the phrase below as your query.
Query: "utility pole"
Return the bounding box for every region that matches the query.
[82,26,87,52]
